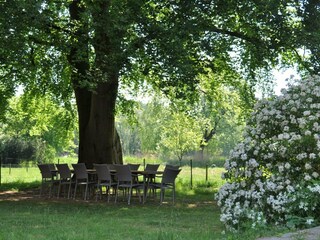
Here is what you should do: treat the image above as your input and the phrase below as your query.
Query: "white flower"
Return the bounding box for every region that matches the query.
[297,153,308,160]
[309,153,316,159]
[306,218,314,225]
[284,162,291,169]
[241,154,248,160]
[305,130,312,136]
[278,165,284,172]
[303,110,311,116]
[304,174,312,181]
[245,170,252,177]
[305,163,312,170]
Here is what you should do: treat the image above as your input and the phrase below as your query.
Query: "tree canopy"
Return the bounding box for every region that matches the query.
[1,0,319,164]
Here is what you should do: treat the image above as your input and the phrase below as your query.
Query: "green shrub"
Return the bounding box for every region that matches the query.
[216,75,320,230]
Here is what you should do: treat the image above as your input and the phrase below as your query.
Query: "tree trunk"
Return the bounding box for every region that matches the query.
[69,0,123,167]
[76,81,123,167]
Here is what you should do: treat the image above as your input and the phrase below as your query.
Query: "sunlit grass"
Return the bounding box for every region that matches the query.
[0,200,225,240]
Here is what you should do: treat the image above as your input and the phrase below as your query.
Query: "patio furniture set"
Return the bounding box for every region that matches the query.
[37,163,181,205]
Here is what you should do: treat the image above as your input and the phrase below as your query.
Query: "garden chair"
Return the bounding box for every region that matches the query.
[93,164,117,202]
[149,167,181,204]
[114,164,143,205]
[56,164,74,199]
[144,164,160,196]
[38,164,59,197]
[72,163,96,200]
[128,163,140,183]
[106,164,116,177]
[47,163,58,178]
[128,163,140,171]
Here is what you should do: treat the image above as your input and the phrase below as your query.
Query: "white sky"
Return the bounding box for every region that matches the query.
[273,68,300,95]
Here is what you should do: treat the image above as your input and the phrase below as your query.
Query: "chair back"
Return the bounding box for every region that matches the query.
[38,164,53,178]
[128,163,140,171]
[72,163,88,180]
[115,165,132,182]
[56,164,72,179]
[106,164,116,171]
[94,164,112,181]
[47,163,57,171]
[162,168,181,184]
[145,164,160,172]
[166,164,180,170]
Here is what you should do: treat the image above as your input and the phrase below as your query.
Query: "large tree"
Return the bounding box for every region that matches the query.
[1,1,319,166]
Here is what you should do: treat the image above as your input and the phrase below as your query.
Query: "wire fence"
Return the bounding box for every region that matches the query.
[0,159,223,187]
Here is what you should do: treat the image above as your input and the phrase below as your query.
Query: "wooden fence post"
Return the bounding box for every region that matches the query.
[0,155,2,186]
[190,159,193,188]
[206,163,208,182]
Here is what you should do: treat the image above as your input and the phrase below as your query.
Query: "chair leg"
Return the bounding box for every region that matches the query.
[137,189,141,203]
[106,187,110,203]
[84,184,88,200]
[74,183,78,199]
[160,188,164,204]
[173,185,175,204]
[128,187,132,205]
[68,182,72,199]
[49,182,52,198]
[95,185,102,201]
[115,185,119,203]
[100,186,103,200]
[40,180,43,196]
[57,183,61,198]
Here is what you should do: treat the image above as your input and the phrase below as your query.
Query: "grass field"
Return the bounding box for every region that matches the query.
[0,159,288,240]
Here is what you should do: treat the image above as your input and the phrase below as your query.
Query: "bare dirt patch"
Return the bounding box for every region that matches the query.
[0,189,39,201]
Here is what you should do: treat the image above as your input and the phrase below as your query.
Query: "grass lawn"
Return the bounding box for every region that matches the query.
[0,165,287,240]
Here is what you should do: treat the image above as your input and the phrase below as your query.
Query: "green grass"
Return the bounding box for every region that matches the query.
[0,199,224,240]
[0,163,290,240]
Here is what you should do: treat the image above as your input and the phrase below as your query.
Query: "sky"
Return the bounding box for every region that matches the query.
[273,68,300,95]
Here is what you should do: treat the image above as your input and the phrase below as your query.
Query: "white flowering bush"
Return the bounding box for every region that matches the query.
[216,75,320,230]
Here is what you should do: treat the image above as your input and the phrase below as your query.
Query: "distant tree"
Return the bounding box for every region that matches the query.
[1,94,76,161]
[191,68,252,161]
[158,111,202,163]
[116,115,141,156]
[137,98,169,155]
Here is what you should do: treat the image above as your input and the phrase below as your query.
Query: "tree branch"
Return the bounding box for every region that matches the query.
[291,47,315,74]
[210,25,264,46]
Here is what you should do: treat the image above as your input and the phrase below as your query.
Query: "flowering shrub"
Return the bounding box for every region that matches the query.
[216,75,320,230]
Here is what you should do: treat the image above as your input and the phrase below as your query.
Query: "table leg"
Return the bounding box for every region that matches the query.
[143,174,147,203]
